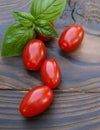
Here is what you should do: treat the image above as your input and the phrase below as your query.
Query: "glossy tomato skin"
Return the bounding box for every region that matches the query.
[36,31,52,42]
[40,59,61,89]
[58,24,84,52]
[19,86,54,117]
[36,23,54,42]
[23,39,46,71]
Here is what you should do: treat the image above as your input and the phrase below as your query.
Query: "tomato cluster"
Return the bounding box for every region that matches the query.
[19,24,84,117]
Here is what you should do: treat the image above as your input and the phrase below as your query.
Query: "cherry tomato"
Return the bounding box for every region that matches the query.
[22,39,46,71]
[36,23,54,42]
[40,59,61,89]
[19,86,54,117]
[58,24,84,52]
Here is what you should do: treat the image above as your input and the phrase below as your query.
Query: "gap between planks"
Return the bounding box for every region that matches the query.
[0,88,100,94]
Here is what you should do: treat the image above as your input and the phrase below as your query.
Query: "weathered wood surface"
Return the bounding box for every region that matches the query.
[0,90,100,130]
[0,0,100,130]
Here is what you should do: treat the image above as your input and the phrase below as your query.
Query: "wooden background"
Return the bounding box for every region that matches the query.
[0,0,100,130]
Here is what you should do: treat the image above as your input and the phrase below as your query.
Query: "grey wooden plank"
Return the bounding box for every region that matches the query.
[0,0,100,92]
[0,90,100,130]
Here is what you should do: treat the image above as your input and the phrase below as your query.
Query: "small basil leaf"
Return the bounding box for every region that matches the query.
[12,11,35,27]
[30,0,66,22]
[35,20,58,37]
[1,22,35,57]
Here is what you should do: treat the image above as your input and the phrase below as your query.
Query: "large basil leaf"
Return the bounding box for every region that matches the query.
[1,22,35,57]
[12,11,35,27]
[35,20,58,37]
[30,0,66,22]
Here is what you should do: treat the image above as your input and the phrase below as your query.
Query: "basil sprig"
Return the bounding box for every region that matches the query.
[1,23,35,57]
[31,0,66,22]
[12,11,35,27]
[35,20,58,37]
[1,0,66,57]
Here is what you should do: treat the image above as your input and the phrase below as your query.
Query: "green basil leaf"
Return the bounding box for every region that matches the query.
[30,0,66,22]
[12,11,35,27]
[1,22,35,57]
[35,20,58,37]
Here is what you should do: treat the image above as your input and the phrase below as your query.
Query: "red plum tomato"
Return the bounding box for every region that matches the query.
[19,86,54,117]
[58,24,84,52]
[22,39,46,71]
[36,22,54,42]
[40,59,61,89]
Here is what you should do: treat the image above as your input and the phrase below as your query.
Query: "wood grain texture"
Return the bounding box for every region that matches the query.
[0,90,100,130]
[0,0,31,24]
[0,33,100,92]
[0,0,100,130]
